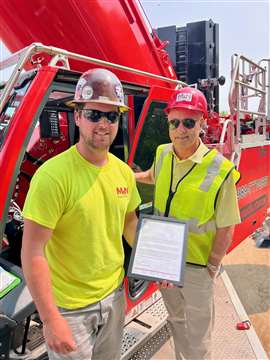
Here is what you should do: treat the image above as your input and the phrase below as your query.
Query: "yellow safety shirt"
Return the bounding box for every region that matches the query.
[23,145,141,309]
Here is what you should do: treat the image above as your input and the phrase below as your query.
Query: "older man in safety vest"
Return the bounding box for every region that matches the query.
[135,87,241,360]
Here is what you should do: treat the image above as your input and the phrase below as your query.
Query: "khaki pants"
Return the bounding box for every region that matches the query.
[161,265,215,360]
[47,284,125,360]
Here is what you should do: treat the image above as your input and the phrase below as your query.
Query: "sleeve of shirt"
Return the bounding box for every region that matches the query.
[215,172,241,228]
[22,168,66,229]
[126,170,141,213]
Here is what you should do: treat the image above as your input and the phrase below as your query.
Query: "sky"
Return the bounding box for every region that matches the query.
[1,0,269,111]
[141,0,270,111]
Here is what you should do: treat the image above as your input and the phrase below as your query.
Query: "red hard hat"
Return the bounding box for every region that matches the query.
[71,68,128,112]
[165,87,208,117]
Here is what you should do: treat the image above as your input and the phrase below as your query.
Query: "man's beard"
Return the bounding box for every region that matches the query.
[82,133,112,151]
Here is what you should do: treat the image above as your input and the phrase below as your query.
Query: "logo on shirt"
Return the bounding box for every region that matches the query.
[116,187,129,196]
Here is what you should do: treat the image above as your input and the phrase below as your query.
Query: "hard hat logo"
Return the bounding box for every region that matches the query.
[165,87,207,117]
[71,68,129,112]
[77,77,87,89]
[176,93,192,102]
[81,86,93,100]
[115,85,124,101]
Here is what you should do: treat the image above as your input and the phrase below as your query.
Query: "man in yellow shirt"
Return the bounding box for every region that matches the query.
[135,87,241,360]
[21,69,140,359]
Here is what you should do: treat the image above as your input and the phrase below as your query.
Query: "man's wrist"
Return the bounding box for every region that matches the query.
[208,251,223,263]
[207,262,221,273]
[41,309,62,324]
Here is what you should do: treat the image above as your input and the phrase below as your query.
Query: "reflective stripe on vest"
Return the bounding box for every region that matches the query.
[199,152,224,191]
[154,144,172,179]
[154,143,240,265]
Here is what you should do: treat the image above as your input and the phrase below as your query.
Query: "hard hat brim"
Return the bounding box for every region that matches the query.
[164,104,207,117]
[66,99,129,112]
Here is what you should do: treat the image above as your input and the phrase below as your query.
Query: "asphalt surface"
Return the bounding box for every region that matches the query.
[223,236,270,358]
[149,236,270,359]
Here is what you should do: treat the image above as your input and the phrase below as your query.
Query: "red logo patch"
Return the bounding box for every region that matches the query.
[116,187,128,195]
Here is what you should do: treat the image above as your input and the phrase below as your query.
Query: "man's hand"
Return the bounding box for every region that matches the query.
[134,168,154,184]
[156,280,174,288]
[131,162,142,172]
[43,315,77,354]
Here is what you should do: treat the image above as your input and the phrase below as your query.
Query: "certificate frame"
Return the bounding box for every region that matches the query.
[127,214,188,287]
[0,266,21,299]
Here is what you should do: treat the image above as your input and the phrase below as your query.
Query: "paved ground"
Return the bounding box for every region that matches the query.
[149,236,270,359]
[223,236,270,358]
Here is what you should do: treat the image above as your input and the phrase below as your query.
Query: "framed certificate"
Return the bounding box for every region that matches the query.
[127,214,188,287]
[0,266,21,298]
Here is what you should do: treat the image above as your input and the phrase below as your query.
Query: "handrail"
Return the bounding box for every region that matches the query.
[259,59,270,120]
[0,46,30,71]
[218,118,242,167]
[219,119,234,145]
[33,44,187,85]
[0,42,188,114]
[0,44,40,114]
[228,54,268,142]
[228,54,241,115]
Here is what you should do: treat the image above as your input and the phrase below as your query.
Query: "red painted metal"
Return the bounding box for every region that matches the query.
[0,67,58,220]
[14,113,70,210]
[0,0,176,88]
[229,146,270,251]
[236,320,251,330]
[124,277,157,315]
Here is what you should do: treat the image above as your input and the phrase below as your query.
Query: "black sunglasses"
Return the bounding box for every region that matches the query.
[168,118,197,130]
[81,109,120,124]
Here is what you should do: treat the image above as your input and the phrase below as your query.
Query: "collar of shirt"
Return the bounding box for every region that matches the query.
[171,139,209,164]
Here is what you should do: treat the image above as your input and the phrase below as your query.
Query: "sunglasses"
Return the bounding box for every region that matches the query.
[81,109,120,124]
[168,118,197,130]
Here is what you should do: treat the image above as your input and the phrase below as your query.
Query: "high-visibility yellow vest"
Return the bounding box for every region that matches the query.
[154,144,240,266]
